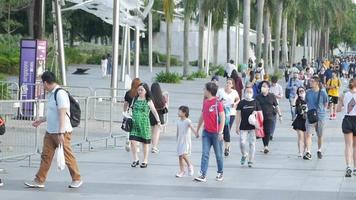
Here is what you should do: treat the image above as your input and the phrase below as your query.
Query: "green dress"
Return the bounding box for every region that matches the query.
[129,99,152,144]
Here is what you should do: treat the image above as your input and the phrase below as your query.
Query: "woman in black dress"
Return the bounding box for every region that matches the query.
[292,86,307,157]
[150,82,168,153]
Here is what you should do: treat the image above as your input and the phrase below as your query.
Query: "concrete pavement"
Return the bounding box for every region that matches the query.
[1,65,356,200]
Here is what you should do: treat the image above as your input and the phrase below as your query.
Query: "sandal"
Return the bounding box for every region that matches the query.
[140,163,148,168]
[131,160,139,167]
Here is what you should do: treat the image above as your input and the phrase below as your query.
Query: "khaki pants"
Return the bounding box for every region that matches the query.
[35,132,81,183]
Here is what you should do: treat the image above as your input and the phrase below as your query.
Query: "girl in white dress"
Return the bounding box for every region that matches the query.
[176,106,198,178]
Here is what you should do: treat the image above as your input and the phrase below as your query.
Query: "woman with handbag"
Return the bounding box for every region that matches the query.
[292,87,307,157]
[130,83,161,168]
[123,78,141,152]
[149,82,168,153]
[236,85,261,168]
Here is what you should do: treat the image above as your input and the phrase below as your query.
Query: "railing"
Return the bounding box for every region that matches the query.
[0,87,170,161]
[0,81,19,100]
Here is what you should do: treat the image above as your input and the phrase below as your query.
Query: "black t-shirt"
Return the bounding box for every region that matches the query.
[255,93,278,120]
[124,90,134,106]
[237,99,261,130]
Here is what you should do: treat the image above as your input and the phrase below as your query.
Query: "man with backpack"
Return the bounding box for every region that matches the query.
[25,71,82,188]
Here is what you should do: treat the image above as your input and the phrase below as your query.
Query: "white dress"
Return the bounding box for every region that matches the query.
[176,118,192,156]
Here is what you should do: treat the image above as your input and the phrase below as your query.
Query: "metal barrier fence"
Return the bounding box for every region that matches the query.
[0,99,40,161]
[0,88,170,161]
[0,81,19,100]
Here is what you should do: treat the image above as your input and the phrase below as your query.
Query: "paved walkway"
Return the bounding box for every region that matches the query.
[1,65,356,200]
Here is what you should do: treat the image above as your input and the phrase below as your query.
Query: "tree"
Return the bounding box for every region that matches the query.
[273,0,283,72]
[263,1,271,72]
[0,0,32,35]
[242,0,250,64]
[163,0,175,73]
[255,0,264,64]
[226,0,238,62]
[183,0,198,76]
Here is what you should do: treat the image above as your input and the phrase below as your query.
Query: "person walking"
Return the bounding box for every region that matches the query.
[217,78,240,157]
[304,76,328,160]
[100,55,108,77]
[150,82,168,153]
[286,72,304,120]
[292,87,307,157]
[25,71,82,188]
[337,78,356,177]
[195,82,225,182]
[175,106,199,178]
[106,53,112,75]
[236,86,261,167]
[123,78,141,152]
[326,71,341,120]
[129,83,161,168]
[231,70,243,99]
[255,81,282,153]
[224,59,237,79]
[269,76,283,140]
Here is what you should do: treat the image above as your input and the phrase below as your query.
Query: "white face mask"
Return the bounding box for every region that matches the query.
[261,87,269,93]
[245,93,253,100]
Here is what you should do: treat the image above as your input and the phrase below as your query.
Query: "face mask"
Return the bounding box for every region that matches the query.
[245,93,253,100]
[261,87,268,93]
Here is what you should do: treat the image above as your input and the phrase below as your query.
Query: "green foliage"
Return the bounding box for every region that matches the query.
[140,51,182,66]
[65,47,87,64]
[187,70,207,80]
[0,34,20,75]
[155,71,181,83]
[163,0,175,23]
[64,44,111,65]
[189,60,198,66]
[0,73,10,100]
[86,54,102,65]
[209,64,225,76]
[269,72,283,81]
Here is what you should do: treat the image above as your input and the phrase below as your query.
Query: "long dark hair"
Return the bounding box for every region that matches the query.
[151,82,165,108]
[230,70,239,89]
[139,83,152,101]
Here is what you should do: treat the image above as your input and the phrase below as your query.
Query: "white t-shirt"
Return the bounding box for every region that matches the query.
[225,63,236,77]
[46,86,73,134]
[216,88,239,116]
[269,83,283,103]
[344,91,356,116]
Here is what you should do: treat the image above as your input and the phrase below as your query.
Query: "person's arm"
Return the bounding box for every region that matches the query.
[148,100,161,125]
[189,123,199,138]
[197,114,203,134]
[218,109,225,141]
[336,95,344,113]
[123,101,129,112]
[32,116,46,127]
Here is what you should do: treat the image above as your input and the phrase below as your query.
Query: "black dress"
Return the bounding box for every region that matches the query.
[292,97,307,131]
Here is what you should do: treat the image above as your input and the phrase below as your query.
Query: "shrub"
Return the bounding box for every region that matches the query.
[269,71,283,80]
[0,73,10,100]
[209,64,225,76]
[155,71,181,83]
[190,70,207,79]
[86,54,102,64]
[189,60,198,66]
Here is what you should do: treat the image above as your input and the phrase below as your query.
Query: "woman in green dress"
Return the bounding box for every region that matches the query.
[130,83,161,168]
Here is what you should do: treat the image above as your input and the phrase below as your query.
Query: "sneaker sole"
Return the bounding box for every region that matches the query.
[346,169,352,178]
[194,178,207,182]
[68,181,83,188]
[24,183,45,188]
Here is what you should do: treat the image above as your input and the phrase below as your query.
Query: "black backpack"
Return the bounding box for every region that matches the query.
[54,88,81,127]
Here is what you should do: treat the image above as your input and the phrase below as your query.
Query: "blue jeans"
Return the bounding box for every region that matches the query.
[289,97,296,120]
[200,130,224,176]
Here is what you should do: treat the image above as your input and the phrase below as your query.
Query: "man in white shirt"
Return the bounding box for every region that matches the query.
[225,60,237,78]
[25,71,82,189]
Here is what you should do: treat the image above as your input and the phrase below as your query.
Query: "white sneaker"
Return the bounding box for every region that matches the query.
[69,180,83,188]
[216,173,224,181]
[175,171,185,178]
[24,180,45,188]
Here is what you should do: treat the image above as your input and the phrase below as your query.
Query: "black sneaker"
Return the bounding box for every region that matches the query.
[263,147,269,154]
[345,167,352,178]
[317,151,323,159]
[303,152,312,160]
[194,175,207,182]
[0,179,3,187]
[248,162,253,168]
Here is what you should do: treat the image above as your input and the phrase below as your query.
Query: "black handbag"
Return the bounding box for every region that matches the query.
[307,90,321,124]
[121,97,137,132]
[161,107,168,114]
[0,117,5,135]
[121,116,133,132]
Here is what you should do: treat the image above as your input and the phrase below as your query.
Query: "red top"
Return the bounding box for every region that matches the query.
[202,97,224,133]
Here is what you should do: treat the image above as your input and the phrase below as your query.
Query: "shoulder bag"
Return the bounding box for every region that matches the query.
[307,90,321,124]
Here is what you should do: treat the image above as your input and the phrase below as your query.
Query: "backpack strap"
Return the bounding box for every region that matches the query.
[54,87,70,118]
